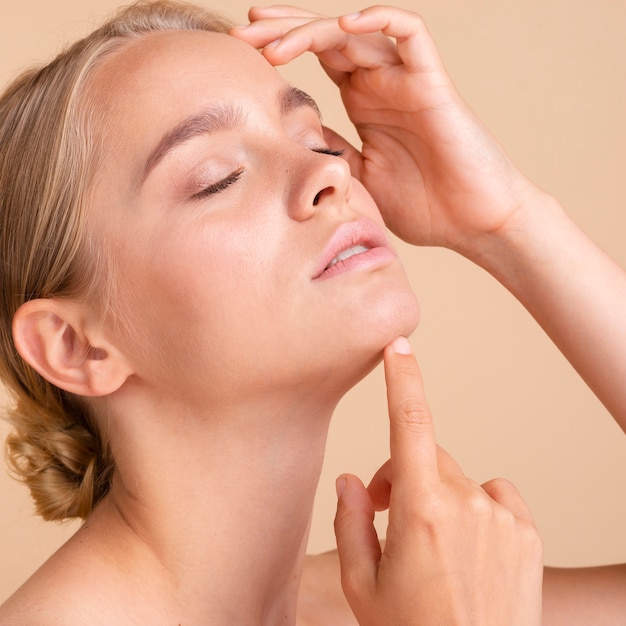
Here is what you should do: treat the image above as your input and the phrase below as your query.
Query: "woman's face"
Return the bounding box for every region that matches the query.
[87,30,419,406]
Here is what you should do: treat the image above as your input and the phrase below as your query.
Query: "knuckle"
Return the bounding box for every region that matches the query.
[339,563,367,597]
[465,489,494,518]
[402,489,446,529]
[368,4,425,23]
[339,564,358,593]
[484,476,518,496]
[338,566,375,609]
[334,504,374,539]
[406,10,426,30]
[395,397,430,430]
[333,504,356,534]
[520,519,543,554]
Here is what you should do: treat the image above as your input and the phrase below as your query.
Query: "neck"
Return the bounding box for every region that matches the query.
[90,388,338,625]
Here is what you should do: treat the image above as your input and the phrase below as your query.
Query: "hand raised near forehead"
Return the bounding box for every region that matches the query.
[231,6,535,259]
[233,5,403,76]
[332,337,544,626]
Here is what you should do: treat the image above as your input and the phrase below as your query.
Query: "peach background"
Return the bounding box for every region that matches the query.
[1,0,626,603]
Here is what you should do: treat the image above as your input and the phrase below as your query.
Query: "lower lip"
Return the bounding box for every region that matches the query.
[314,246,397,281]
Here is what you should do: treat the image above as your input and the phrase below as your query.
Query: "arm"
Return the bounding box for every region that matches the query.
[543,565,626,625]
[232,6,626,432]
[473,192,626,431]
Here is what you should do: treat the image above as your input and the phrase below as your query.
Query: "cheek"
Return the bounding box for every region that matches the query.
[110,219,289,378]
[351,179,387,225]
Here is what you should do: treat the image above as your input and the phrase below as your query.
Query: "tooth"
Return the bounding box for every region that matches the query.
[328,244,369,268]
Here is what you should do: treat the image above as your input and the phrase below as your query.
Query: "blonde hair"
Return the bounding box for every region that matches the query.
[0,1,232,521]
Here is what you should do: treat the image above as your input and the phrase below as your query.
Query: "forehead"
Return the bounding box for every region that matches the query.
[88,30,288,154]
[96,28,283,100]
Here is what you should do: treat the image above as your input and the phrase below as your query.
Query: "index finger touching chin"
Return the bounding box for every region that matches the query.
[384,337,439,492]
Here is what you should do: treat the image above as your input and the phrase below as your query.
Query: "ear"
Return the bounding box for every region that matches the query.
[12,299,133,397]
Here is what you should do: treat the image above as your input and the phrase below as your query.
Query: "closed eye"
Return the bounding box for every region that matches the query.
[192,167,245,200]
[311,147,345,157]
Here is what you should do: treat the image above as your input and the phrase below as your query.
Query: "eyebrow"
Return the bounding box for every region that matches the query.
[139,86,321,186]
[140,104,244,184]
[279,85,321,118]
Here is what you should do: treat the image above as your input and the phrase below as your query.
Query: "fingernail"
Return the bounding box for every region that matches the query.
[231,23,250,30]
[264,38,282,49]
[342,12,362,20]
[390,336,412,355]
[335,475,347,498]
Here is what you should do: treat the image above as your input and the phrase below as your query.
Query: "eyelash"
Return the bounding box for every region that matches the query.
[312,147,345,157]
[193,167,246,200]
[191,148,344,201]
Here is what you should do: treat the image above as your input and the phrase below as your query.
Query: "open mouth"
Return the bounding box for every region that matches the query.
[325,244,370,269]
[312,218,396,280]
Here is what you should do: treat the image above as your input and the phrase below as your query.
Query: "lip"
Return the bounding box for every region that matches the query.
[312,217,397,280]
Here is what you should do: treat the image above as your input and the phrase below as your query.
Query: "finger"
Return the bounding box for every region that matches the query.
[248,5,326,21]
[481,477,537,526]
[384,337,439,492]
[334,474,379,599]
[232,17,355,71]
[366,447,468,511]
[236,15,398,70]
[270,18,397,68]
[230,16,316,50]
[366,459,392,511]
[338,7,447,75]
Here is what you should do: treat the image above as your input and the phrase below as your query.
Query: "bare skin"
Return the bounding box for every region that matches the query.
[0,340,543,626]
[0,28,416,626]
[298,552,358,626]
[2,13,543,623]
[233,4,626,432]
[299,553,626,626]
[233,4,626,623]
[2,3,625,624]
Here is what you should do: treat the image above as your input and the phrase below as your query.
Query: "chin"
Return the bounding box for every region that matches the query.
[297,271,421,398]
[373,290,420,353]
[337,283,421,391]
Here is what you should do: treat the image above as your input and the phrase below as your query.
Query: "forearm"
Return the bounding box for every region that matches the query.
[467,189,626,432]
[543,564,626,625]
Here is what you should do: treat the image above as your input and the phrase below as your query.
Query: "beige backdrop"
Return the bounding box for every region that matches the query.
[1,0,626,603]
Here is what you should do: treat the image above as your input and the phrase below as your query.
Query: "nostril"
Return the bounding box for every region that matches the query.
[312,186,333,206]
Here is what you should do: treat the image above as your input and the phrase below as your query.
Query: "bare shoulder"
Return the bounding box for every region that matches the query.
[0,594,35,626]
[0,577,93,626]
[0,559,150,626]
[0,556,111,626]
[0,593,74,626]
[0,521,138,626]
[298,550,358,626]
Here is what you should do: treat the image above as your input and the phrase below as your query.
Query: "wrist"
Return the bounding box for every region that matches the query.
[454,185,567,289]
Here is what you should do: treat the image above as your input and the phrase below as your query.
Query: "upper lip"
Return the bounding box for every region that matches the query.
[312,218,390,279]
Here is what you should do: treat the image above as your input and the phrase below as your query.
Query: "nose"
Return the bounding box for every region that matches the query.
[286,150,352,222]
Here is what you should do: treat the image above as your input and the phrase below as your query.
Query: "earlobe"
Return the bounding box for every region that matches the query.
[12,299,133,397]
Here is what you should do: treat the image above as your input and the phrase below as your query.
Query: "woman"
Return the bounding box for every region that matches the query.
[0,0,544,624]
[2,0,616,623]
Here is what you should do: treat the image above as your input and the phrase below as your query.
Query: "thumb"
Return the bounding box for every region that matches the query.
[334,474,380,602]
